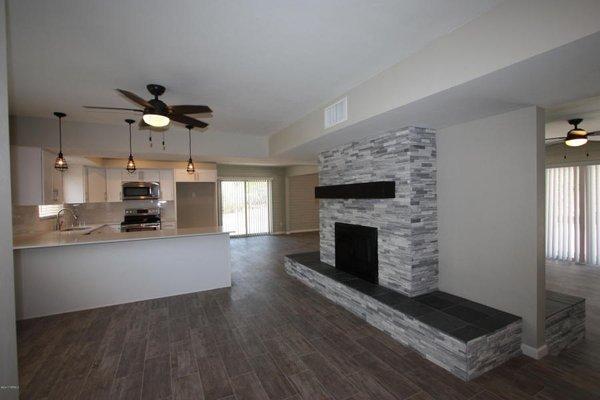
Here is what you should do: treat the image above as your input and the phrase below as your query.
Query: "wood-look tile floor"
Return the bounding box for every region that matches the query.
[16,233,600,399]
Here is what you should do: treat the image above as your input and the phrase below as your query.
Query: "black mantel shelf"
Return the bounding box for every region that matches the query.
[315,181,395,199]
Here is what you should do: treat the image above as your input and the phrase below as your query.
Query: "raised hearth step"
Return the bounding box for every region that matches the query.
[284,251,522,381]
[286,251,520,343]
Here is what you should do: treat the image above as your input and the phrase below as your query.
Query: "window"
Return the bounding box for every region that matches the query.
[546,165,600,265]
[38,204,63,219]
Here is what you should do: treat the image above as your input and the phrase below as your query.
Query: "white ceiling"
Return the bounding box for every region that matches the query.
[7,0,501,138]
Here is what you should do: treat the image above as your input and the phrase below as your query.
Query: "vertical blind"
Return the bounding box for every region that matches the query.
[587,165,600,265]
[546,165,600,265]
[219,179,271,237]
[545,166,580,262]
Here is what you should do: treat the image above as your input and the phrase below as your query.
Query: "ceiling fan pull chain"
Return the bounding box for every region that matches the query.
[162,131,166,151]
[148,127,153,147]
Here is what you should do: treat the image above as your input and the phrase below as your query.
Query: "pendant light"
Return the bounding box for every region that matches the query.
[186,124,195,174]
[125,119,136,173]
[53,112,68,171]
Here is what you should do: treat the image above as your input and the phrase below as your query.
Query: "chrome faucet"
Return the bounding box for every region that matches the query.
[56,208,79,231]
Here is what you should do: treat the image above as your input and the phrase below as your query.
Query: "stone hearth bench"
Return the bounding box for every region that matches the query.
[284,252,522,381]
[545,290,585,355]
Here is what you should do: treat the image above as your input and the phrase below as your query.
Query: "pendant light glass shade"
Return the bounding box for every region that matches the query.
[186,124,195,174]
[125,119,137,173]
[186,158,195,174]
[126,155,136,173]
[53,112,68,171]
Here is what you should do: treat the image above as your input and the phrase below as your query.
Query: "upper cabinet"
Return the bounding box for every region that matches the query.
[10,146,179,205]
[106,169,122,202]
[86,167,107,203]
[174,168,217,183]
[159,170,174,201]
[11,146,43,205]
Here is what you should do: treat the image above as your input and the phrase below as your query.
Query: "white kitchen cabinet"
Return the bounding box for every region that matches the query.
[159,169,174,201]
[63,164,86,204]
[86,167,107,202]
[141,169,160,182]
[106,168,122,202]
[42,150,64,204]
[10,146,43,205]
[174,168,217,183]
[122,170,140,181]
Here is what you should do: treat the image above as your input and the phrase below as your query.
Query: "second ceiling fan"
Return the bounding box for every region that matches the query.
[84,84,212,129]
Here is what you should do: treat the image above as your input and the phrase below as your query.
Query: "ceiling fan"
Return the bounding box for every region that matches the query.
[84,84,211,129]
[546,118,600,147]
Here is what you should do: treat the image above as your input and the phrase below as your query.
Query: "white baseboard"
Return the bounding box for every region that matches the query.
[521,343,548,359]
[286,229,319,234]
[271,231,286,235]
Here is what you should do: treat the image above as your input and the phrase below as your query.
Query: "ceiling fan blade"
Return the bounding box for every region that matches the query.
[169,113,208,129]
[116,89,153,108]
[587,131,600,136]
[545,137,565,146]
[169,105,212,115]
[84,106,143,112]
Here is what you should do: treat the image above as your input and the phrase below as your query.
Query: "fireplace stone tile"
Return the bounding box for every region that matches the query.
[284,252,522,381]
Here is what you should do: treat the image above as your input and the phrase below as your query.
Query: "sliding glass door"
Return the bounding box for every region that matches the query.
[219,179,272,237]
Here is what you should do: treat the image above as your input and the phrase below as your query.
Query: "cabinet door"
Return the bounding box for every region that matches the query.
[86,167,107,202]
[63,164,86,204]
[159,169,174,201]
[142,170,160,182]
[42,150,63,204]
[122,170,140,181]
[10,145,43,205]
[106,168,123,202]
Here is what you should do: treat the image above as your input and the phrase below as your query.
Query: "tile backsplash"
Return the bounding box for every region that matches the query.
[13,200,176,235]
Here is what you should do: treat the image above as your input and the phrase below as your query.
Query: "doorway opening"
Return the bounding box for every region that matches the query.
[218,179,272,237]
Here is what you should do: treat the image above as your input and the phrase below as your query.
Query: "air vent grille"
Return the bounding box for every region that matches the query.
[324,97,348,129]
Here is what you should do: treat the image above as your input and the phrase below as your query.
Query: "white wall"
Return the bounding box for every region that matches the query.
[437,107,545,349]
[0,1,19,397]
[269,0,600,156]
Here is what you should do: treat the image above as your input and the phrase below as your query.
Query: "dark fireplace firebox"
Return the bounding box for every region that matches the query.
[335,222,378,284]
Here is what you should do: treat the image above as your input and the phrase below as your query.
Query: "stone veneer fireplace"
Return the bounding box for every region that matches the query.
[284,126,522,380]
[319,126,438,297]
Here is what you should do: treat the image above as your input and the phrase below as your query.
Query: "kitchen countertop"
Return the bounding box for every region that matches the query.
[13,225,230,250]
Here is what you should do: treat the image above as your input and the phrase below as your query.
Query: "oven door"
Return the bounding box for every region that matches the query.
[122,182,160,200]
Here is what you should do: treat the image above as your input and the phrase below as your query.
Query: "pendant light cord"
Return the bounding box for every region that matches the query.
[129,122,133,156]
[188,127,192,159]
[58,116,62,153]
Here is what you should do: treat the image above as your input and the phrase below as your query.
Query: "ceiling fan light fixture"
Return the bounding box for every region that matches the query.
[565,126,588,147]
[143,111,170,127]
[565,135,588,147]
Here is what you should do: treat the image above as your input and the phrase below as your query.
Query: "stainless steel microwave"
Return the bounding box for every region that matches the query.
[122,182,160,200]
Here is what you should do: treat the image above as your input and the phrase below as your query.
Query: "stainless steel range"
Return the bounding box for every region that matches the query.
[121,208,161,232]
